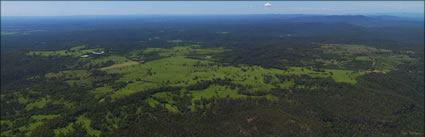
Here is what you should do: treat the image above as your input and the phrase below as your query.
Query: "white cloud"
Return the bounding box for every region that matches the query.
[264,2,271,7]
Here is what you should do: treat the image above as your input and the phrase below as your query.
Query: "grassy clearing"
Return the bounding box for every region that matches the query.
[0,120,13,135]
[188,85,277,111]
[111,82,159,99]
[127,49,145,61]
[146,98,161,108]
[45,70,90,79]
[31,114,60,121]
[146,92,179,112]
[26,45,103,57]
[152,92,176,104]
[52,99,75,109]
[191,85,246,101]
[375,54,417,72]
[45,70,92,87]
[18,122,43,136]
[319,43,415,72]
[145,46,192,57]
[108,56,202,87]
[127,45,229,63]
[25,97,50,110]
[54,123,74,136]
[100,61,139,71]
[193,48,231,55]
[141,46,229,57]
[320,44,391,55]
[12,114,60,136]
[81,56,129,68]
[91,85,114,99]
[355,56,370,61]
[168,40,183,43]
[105,112,119,129]
[102,53,363,101]
[0,120,13,126]
[53,114,101,137]
[279,81,295,89]
[76,115,101,137]
[315,59,340,66]
[325,69,365,84]
[18,96,29,104]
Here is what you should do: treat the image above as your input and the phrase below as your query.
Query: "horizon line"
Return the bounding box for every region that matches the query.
[1,12,424,17]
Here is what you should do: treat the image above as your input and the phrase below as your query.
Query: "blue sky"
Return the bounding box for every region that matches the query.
[1,1,424,16]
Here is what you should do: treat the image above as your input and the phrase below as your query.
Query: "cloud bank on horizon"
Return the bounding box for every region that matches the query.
[1,1,424,17]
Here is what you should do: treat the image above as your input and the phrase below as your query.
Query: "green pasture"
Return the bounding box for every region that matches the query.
[26,45,103,57]
[25,97,50,110]
[100,54,364,101]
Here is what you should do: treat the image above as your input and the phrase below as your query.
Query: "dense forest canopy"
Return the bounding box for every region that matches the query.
[1,15,424,137]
